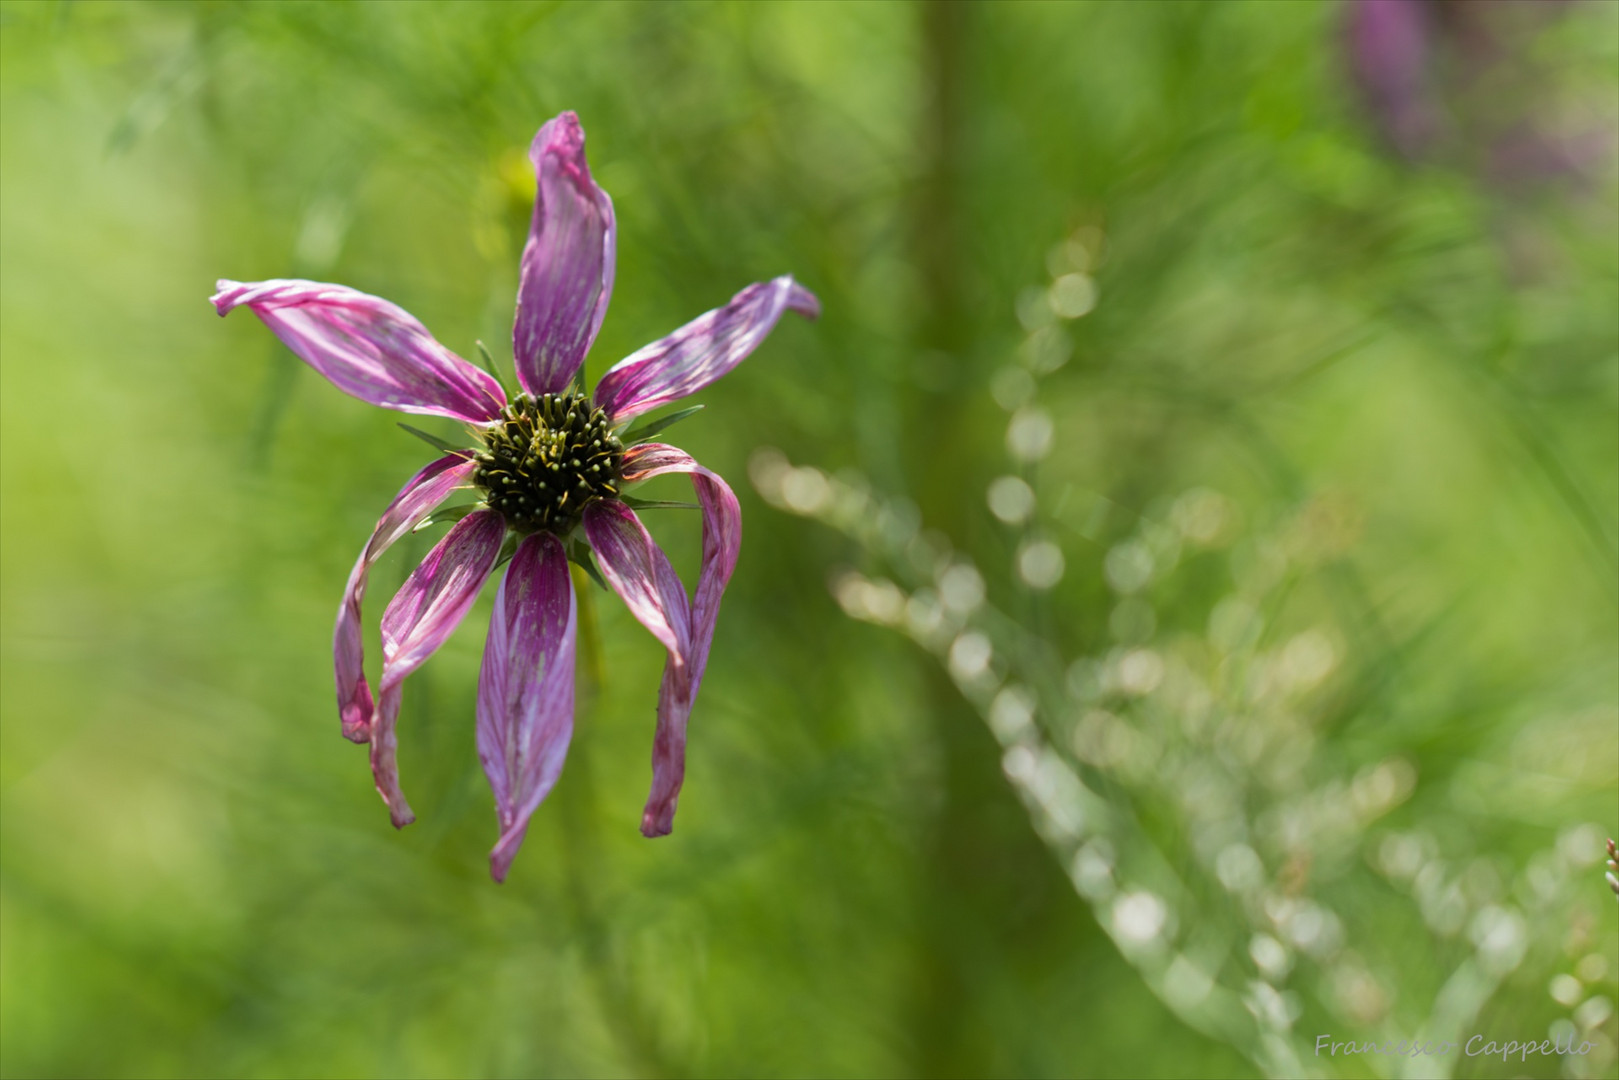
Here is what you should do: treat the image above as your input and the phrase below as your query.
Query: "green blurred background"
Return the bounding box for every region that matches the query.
[2,2,1615,1077]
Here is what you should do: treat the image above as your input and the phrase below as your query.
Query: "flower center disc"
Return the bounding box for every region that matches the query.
[473,392,623,535]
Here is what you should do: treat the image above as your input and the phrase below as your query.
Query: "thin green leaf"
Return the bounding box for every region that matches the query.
[474,339,505,384]
[567,541,610,591]
[398,423,476,457]
[619,404,704,444]
[619,496,700,511]
[491,529,520,573]
[411,503,480,533]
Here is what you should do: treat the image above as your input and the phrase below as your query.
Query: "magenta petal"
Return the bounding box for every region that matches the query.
[585,498,704,834]
[335,454,478,744]
[582,499,691,664]
[593,276,819,424]
[512,112,617,396]
[369,509,505,827]
[213,279,506,422]
[617,445,742,837]
[477,534,576,882]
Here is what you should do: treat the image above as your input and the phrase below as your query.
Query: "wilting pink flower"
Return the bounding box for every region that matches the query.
[213,112,818,881]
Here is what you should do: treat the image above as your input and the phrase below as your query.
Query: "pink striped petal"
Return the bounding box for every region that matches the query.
[477,534,576,882]
[213,279,507,422]
[592,276,819,424]
[513,112,617,396]
[582,499,691,665]
[617,444,742,837]
[369,509,505,827]
[335,454,478,744]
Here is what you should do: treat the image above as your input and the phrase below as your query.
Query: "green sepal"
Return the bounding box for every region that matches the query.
[567,540,610,591]
[619,495,700,511]
[619,404,704,444]
[398,422,476,458]
[491,529,520,573]
[475,339,518,398]
[412,503,480,533]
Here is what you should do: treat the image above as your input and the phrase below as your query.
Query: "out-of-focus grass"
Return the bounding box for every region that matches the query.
[1,2,1614,1078]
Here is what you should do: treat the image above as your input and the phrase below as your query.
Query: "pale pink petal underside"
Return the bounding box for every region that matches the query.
[512,112,617,396]
[212,279,506,422]
[592,275,819,424]
[477,533,576,882]
[616,444,742,837]
[335,454,478,744]
[369,509,505,827]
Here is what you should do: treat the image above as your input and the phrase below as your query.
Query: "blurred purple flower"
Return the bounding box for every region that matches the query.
[214,112,818,881]
[1345,0,1440,160]
[1345,0,1604,184]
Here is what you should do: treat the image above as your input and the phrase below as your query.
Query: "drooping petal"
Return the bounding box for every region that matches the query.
[582,499,691,665]
[369,509,505,827]
[592,276,820,423]
[616,444,742,837]
[512,112,617,396]
[213,279,506,422]
[335,453,479,744]
[477,533,576,882]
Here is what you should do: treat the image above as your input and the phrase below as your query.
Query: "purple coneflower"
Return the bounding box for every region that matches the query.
[213,112,818,881]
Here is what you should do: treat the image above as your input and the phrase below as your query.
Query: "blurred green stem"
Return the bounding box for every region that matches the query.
[244,349,299,471]
[906,4,992,1075]
[557,566,670,1078]
[574,563,606,694]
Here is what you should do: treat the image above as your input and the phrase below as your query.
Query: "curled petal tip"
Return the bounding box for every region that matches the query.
[640,810,674,839]
[489,819,537,883]
[488,834,521,883]
[340,711,371,743]
[786,280,821,321]
[390,807,416,829]
[340,682,375,743]
[530,110,586,164]
[488,837,516,882]
[210,280,243,315]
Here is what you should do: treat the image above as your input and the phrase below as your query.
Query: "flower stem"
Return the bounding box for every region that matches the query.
[572,564,606,694]
[558,563,671,1075]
